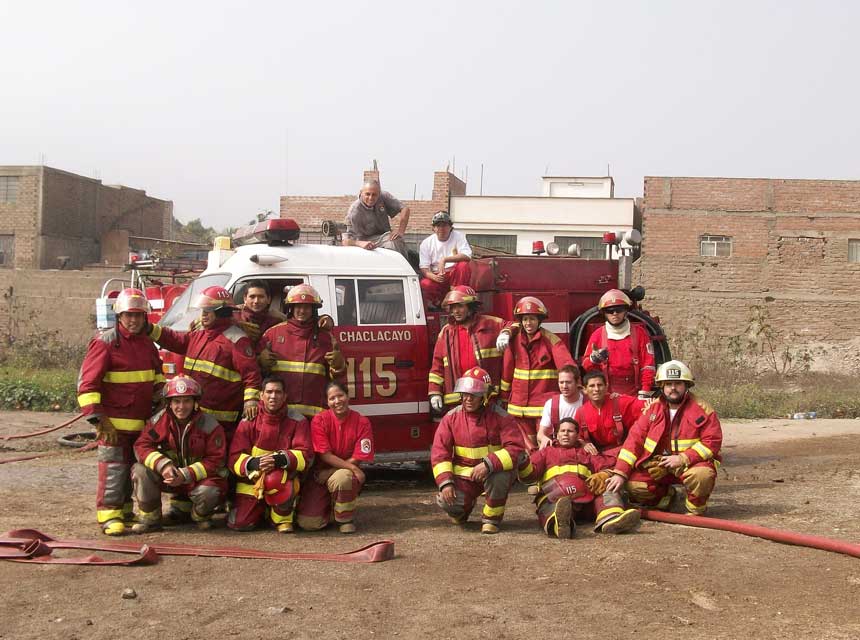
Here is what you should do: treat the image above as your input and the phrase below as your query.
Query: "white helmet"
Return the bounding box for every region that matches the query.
[655,360,695,387]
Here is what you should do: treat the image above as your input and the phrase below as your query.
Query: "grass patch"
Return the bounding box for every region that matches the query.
[0,367,79,411]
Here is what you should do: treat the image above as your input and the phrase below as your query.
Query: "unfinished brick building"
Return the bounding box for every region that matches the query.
[635,177,860,349]
[0,165,173,269]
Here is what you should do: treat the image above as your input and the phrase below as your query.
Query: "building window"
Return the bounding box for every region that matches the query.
[849,240,860,263]
[553,236,605,259]
[466,234,517,254]
[0,235,14,268]
[0,177,18,203]
[700,235,732,257]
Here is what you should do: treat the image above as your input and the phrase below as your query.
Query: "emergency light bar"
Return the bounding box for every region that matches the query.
[232,219,301,247]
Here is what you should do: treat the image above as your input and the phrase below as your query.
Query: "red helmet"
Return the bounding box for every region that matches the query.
[191,286,235,311]
[284,283,322,308]
[514,296,548,320]
[262,470,296,506]
[453,367,493,396]
[598,289,632,311]
[113,288,150,315]
[441,285,478,309]
[164,374,202,399]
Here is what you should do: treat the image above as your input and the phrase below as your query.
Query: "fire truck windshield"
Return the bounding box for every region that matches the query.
[160,273,230,330]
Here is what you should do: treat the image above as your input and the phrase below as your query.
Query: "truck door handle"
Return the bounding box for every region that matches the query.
[395,360,414,369]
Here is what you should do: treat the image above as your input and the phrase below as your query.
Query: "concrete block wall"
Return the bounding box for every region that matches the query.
[0,168,41,268]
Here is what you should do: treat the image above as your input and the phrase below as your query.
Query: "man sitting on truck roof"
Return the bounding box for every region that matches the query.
[418,211,472,308]
[342,179,410,258]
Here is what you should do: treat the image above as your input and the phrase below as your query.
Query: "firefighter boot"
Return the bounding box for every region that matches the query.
[600,509,641,534]
[131,508,163,534]
[339,523,357,534]
[276,522,295,533]
[480,523,499,534]
[102,519,126,536]
[553,497,575,539]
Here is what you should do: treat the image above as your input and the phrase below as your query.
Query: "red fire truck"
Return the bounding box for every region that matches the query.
[143,219,670,464]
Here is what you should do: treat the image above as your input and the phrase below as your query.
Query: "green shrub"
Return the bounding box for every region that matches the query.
[0,368,78,411]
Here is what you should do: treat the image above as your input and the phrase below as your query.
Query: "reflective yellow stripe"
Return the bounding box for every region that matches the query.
[676,438,700,449]
[686,498,707,514]
[292,403,324,417]
[494,448,514,471]
[334,499,357,511]
[453,464,476,478]
[251,445,274,457]
[433,461,454,479]
[77,392,101,408]
[482,504,505,517]
[597,506,624,522]
[184,357,241,383]
[200,406,239,422]
[499,380,511,392]
[441,357,449,366]
[244,388,260,401]
[102,369,157,384]
[234,453,251,476]
[506,403,543,418]
[144,451,164,470]
[691,441,713,460]
[428,373,444,385]
[644,438,658,453]
[542,464,592,482]
[479,347,501,359]
[149,324,163,341]
[97,508,125,523]
[618,449,637,466]
[154,373,166,383]
[271,360,327,376]
[189,462,207,481]
[512,368,558,381]
[109,417,145,432]
[518,461,534,480]
[443,393,461,404]
[453,444,502,459]
[292,450,307,472]
[236,482,257,497]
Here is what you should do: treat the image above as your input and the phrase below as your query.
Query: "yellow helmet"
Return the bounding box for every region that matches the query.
[655,360,695,387]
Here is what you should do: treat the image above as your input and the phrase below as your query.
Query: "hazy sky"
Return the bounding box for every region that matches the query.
[3,2,858,229]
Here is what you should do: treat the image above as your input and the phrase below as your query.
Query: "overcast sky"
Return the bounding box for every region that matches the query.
[2,2,858,229]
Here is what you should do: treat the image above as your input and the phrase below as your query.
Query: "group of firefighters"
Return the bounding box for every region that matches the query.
[76,179,722,539]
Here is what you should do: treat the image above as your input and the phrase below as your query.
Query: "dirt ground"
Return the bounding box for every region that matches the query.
[1,412,859,640]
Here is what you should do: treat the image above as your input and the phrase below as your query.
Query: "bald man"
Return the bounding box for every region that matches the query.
[343,179,410,257]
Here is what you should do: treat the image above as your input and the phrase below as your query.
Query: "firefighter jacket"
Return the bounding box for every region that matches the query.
[518,443,616,503]
[574,395,645,451]
[431,404,523,489]
[260,319,346,419]
[235,305,284,350]
[581,322,656,393]
[77,323,164,432]
[229,402,313,498]
[428,314,505,406]
[149,319,262,424]
[613,393,723,479]
[134,408,227,484]
[500,326,574,418]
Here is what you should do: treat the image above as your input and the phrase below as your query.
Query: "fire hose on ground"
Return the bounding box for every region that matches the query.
[0,413,92,465]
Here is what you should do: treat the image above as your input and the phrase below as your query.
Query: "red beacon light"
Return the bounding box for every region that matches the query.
[532,240,546,255]
[232,219,301,247]
[602,232,617,245]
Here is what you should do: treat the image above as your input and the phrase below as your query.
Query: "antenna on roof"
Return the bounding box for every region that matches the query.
[373,159,378,171]
[545,164,549,175]
[606,163,610,177]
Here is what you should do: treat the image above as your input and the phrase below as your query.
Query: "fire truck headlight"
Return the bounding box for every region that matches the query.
[546,242,560,256]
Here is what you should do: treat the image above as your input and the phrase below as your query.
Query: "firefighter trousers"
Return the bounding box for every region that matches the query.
[228,477,301,531]
[296,468,363,530]
[536,490,626,534]
[420,262,471,307]
[436,471,514,525]
[131,463,226,523]
[96,431,140,525]
[625,461,717,515]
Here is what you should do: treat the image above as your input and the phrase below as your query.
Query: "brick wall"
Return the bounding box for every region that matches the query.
[280,168,466,237]
[636,177,860,347]
[0,168,41,268]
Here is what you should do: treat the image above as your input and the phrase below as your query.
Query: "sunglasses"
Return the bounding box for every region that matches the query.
[604,307,627,314]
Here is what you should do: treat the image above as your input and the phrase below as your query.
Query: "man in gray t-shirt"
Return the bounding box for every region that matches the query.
[343,179,411,257]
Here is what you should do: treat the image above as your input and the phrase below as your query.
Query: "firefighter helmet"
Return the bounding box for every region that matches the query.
[453,367,493,396]
[598,289,632,311]
[655,360,695,387]
[442,285,478,309]
[191,286,235,311]
[164,374,202,399]
[513,296,548,320]
[284,284,323,308]
[262,469,296,506]
[431,211,452,226]
[113,288,150,315]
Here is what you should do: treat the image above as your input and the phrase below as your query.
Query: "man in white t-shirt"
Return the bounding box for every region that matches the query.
[537,365,584,449]
[418,211,472,308]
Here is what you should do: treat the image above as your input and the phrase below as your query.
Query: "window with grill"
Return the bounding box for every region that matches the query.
[0,177,18,203]
[465,234,516,254]
[700,235,732,257]
[0,235,12,267]
[553,236,605,259]
[849,240,860,263]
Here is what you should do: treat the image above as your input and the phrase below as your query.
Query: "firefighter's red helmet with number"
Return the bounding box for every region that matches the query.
[191,286,235,311]
[262,470,296,506]
[164,374,202,399]
[513,296,548,320]
[113,287,150,315]
[598,289,632,311]
[453,367,493,396]
[284,284,323,308]
[442,285,478,309]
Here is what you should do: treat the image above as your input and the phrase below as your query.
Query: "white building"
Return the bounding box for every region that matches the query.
[449,176,638,257]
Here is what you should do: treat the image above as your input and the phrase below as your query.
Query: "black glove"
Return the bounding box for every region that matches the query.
[272,452,289,469]
[246,457,261,472]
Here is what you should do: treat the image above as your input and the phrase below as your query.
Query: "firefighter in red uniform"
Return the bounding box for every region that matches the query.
[575,370,645,457]
[77,288,164,536]
[604,360,722,515]
[431,367,523,534]
[147,285,261,441]
[428,286,505,413]
[536,365,584,449]
[518,418,641,538]
[297,381,374,533]
[131,375,228,532]
[232,280,284,349]
[499,296,575,450]
[259,284,346,419]
[228,377,313,533]
[581,289,655,398]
